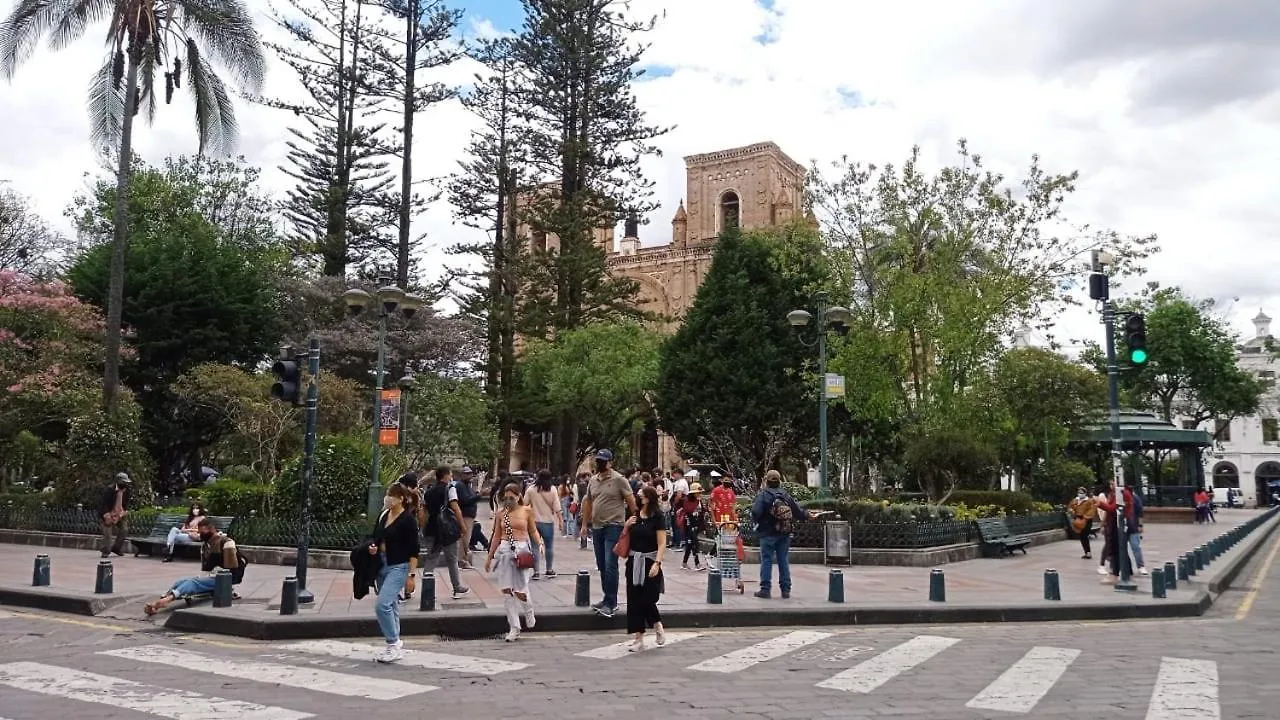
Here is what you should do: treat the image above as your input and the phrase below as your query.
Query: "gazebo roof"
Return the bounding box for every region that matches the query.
[1069,410,1212,449]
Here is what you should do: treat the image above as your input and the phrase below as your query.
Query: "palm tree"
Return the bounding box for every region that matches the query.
[0,0,266,412]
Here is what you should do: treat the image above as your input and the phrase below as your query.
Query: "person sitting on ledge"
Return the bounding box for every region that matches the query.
[144,517,247,615]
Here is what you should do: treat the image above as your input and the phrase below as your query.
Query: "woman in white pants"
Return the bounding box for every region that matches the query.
[485,479,544,642]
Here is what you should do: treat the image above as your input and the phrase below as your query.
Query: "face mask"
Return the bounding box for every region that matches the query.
[382,496,394,510]
[501,497,518,511]
[595,460,607,472]
[199,532,214,543]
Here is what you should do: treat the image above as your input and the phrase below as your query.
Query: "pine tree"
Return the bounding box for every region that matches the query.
[447,37,525,467]
[510,0,671,472]
[261,0,396,276]
[366,0,462,286]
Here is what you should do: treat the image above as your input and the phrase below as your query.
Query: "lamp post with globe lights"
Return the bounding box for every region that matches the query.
[342,277,424,517]
[786,292,852,499]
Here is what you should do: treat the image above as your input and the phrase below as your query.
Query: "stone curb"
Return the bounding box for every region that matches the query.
[0,584,143,616]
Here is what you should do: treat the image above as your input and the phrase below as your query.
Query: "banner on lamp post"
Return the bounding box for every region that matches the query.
[824,373,845,399]
[378,388,401,446]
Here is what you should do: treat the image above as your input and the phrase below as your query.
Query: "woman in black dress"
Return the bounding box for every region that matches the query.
[625,485,668,652]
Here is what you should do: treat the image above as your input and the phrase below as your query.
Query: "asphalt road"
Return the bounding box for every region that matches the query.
[2,530,1278,720]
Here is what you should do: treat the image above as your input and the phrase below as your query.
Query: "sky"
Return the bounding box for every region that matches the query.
[1,0,1277,350]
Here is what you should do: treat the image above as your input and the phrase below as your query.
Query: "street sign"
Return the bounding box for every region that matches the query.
[824,373,845,399]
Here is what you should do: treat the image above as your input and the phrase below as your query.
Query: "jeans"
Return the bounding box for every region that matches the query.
[375,561,409,644]
[165,527,197,553]
[422,537,467,592]
[1127,532,1145,568]
[591,524,624,607]
[561,498,577,537]
[170,575,217,598]
[758,534,792,593]
[533,521,555,573]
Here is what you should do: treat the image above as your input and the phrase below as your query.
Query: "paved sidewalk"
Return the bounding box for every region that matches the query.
[0,509,1263,625]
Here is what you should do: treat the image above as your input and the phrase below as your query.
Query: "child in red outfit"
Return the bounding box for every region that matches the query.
[710,477,737,525]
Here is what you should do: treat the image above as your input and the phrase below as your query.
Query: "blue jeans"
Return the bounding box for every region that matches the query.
[591,524,624,607]
[1127,532,1145,568]
[170,575,216,598]
[533,521,555,573]
[375,561,409,644]
[758,534,792,594]
[561,498,577,537]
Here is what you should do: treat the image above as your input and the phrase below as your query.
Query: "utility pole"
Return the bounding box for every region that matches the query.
[295,337,321,603]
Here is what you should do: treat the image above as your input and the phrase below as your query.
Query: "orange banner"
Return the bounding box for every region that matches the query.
[378,388,401,446]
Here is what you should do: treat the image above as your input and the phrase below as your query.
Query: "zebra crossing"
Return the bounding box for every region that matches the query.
[0,630,1224,718]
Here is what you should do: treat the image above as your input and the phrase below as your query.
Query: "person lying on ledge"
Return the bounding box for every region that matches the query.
[144,517,247,615]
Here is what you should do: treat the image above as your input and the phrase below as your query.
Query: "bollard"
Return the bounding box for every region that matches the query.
[828,569,844,603]
[1151,568,1166,599]
[280,577,298,615]
[1185,553,1197,577]
[1177,555,1189,581]
[707,569,723,604]
[32,554,50,587]
[1043,569,1061,601]
[1164,561,1177,591]
[574,569,591,607]
[1197,546,1209,569]
[928,568,946,602]
[419,572,436,611]
[94,560,113,594]
[212,569,233,608]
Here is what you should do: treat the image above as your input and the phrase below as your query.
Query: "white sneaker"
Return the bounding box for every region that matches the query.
[375,641,403,663]
[628,638,645,653]
[1096,565,1108,576]
[524,604,536,629]
[504,628,520,642]
[1138,567,1149,575]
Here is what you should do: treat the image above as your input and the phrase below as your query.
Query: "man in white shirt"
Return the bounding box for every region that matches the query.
[672,472,690,496]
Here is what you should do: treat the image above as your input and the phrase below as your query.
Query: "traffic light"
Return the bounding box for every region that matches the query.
[271,356,302,405]
[1124,314,1148,365]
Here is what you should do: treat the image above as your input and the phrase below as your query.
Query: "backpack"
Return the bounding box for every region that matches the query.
[770,493,795,535]
[425,482,461,544]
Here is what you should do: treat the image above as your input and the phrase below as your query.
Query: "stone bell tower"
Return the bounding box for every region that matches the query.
[680,142,806,245]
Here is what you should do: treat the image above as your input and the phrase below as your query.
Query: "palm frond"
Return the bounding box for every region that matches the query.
[0,0,73,78]
[48,0,110,51]
[87,51,124,153]
[179,0,264,94]
[138,40,158,123]
[186,37,238,156]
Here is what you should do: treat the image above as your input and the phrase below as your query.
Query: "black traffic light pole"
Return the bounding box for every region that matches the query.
[294,338,320,604]
[1090,252,1137,592]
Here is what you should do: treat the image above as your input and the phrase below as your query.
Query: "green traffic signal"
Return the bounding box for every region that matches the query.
[1131,348,1148,364]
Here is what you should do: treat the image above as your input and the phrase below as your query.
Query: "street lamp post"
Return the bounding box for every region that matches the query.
[342,277,424,518]
[787,292,852,499]
[398,370,416,452]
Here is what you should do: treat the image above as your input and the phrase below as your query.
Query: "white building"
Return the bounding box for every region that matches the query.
[1179,311,1280,507]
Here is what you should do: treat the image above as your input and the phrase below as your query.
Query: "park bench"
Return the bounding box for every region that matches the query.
[129,513,234,558]
[976,517,1031,557]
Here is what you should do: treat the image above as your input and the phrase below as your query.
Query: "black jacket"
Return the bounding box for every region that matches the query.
[350,535,383,600]
[97,485,131,517]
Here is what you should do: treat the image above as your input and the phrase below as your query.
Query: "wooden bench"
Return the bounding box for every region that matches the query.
[976,517,1031,557]
[129,514,234,558]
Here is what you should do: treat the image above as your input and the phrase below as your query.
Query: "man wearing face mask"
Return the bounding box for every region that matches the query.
[143,517,248,615]
[579,449,637,617]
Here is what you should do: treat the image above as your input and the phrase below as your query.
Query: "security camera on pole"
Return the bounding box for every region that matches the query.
[1088,250,1142,592]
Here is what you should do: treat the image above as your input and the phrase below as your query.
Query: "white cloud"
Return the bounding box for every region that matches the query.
[1,0,1276,346]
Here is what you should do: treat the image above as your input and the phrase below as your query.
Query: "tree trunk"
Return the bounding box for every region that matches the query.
[395,0,418,287]
[102,49,141,414]
[498,175,518,470]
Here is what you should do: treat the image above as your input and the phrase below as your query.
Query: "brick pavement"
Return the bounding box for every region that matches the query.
[0,508,1260,622]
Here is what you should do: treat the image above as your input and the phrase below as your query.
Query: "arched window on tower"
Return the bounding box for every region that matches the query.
[719,190,740,233]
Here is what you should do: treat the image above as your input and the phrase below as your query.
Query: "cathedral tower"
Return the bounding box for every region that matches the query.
[681,142,806,245]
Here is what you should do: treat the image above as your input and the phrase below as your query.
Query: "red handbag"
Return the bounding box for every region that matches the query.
[612,525,632,559]
[503,513,536,569]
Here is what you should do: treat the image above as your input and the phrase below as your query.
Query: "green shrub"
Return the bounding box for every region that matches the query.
[198,480,275,517]
[277,435,408,521]
[782,482,815,502]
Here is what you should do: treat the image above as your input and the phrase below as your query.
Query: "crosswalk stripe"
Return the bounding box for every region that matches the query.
[965,646,1081,713]
[1146,657,1219,720]
[815,635,960,694]
[0,661,311,720]
[281,639,528,675]
[0,609,15,618]
[101,645,435,700]
[688,630,834,673]
[575,631,703,660]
